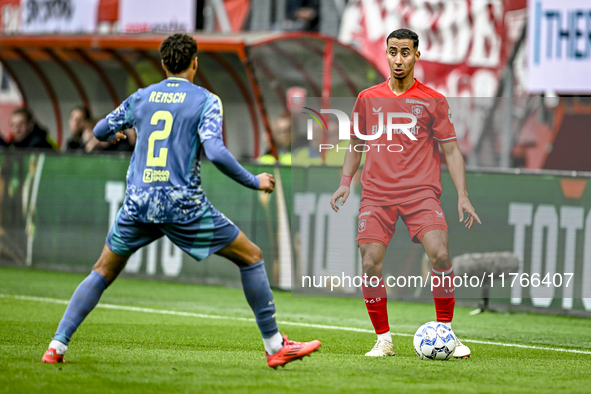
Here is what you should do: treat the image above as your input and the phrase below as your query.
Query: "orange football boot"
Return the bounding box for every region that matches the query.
[42,348,65,363]
[266,334,321,369]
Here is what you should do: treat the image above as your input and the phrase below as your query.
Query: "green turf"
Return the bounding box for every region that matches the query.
[1,266,590,393]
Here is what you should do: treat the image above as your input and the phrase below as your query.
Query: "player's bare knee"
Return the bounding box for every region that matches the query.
[361,257,382,276]
[92,246,128,282]
[92,261,115,282]
[240,242,263,265]
[92,254,109,274]
[250,243,263,264]
[429,249,450,270]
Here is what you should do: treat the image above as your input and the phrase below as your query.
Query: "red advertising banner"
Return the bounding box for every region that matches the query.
[339,0,527,98]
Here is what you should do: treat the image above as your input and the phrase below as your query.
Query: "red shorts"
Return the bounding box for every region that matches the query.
[356,197,448,248]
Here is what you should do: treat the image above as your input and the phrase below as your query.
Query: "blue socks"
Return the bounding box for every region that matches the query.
[53,270,109,345]
[53,263,278,346]
[239,260,279,338]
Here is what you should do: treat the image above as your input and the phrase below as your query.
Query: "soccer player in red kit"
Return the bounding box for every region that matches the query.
[330,28,481,358]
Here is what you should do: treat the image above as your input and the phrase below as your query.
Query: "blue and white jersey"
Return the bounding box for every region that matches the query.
[104,77,223,223]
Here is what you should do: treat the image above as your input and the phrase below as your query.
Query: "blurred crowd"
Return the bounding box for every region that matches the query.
[0,105,348,166]
[0,106,136,154]
[0,105,344,166]
[281,0,319,32]
[257,112,364,167]
[194,0,321,33]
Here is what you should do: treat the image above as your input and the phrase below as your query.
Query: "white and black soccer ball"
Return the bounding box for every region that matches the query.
[413,321,456,360]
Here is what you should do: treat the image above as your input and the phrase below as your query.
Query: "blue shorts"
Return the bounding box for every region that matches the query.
[106,203,240,261]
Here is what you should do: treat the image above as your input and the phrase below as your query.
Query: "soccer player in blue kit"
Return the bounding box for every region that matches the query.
[42,34,320,368]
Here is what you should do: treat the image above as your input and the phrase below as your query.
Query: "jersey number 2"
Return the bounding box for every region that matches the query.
[147,111,173,167]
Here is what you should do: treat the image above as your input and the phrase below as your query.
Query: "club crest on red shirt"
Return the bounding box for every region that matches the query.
[411,105,423,118]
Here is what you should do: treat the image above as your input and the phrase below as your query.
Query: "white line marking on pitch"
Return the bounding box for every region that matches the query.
[2,293,591,355]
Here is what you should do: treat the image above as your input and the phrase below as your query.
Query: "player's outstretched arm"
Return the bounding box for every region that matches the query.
[441,141,481,229]
[203,137,274,192]
[200,93,272,193]
[93,119,127,144]
[330,138,365,212]
[94,95,135,143]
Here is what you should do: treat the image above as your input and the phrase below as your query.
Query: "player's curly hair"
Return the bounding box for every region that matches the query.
[160,33,198,74]
[386,28,419,49]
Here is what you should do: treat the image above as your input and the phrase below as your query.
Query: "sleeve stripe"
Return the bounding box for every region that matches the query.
[212,93,223,116]
[434,136,457,142]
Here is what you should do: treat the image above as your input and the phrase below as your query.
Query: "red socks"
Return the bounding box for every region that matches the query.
[362,267,455,332]
[362,276,389,334]
[431,266,455,323]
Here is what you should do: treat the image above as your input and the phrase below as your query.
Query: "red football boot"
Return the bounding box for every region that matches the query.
[266,334,321,369]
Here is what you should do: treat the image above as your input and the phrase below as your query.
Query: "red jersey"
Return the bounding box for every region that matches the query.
[350,79,456,206]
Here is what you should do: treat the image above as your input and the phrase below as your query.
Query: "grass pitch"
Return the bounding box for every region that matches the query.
[1,266,591,393]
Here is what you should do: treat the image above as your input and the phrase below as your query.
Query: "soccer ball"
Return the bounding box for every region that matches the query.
[413,321,456,360]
